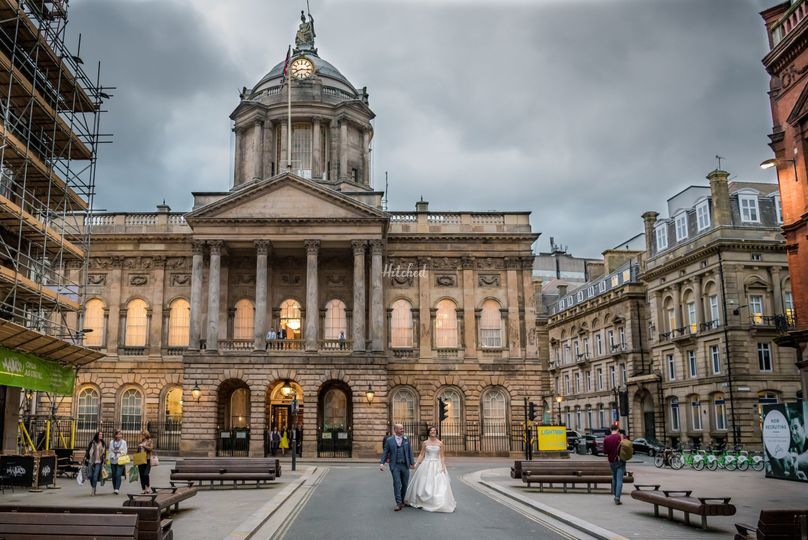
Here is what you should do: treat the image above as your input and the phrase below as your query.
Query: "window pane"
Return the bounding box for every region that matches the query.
[168,299,190,346]
[291,124,312,177]
[125,300,148,347]
[438,388,462,426]
[435,300,458,348]
[280,299,302,339]
[83,299,105,347]
[324,299,347,339]
[77,388,99,431]
[120,389,143,431]
[391,388,416,423]
[234,299,255,340]
[480,300,502,348]
[391,300,413,348]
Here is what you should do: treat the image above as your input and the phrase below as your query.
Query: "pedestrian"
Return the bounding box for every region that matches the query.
[338,330,346,350]
[271,428,280,456]
[278,327,286,350]
[280,428,289,455]
[136,430,154,494]
[109,430,128,495]
[266,328,276,349]
[295,424,303,456]
[84,430,106,496]
[603,424,626,505]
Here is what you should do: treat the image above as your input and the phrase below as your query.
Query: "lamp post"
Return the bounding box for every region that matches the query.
[555,395,563,426]
[760,158,799,183]
[191,382,201,403]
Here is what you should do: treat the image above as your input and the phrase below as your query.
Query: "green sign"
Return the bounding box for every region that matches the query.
[0,346,75,395]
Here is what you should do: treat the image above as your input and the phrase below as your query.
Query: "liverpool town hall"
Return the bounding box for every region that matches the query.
[64,19,541,458]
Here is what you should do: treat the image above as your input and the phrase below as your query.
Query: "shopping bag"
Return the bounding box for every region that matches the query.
[101,463,111,480]
[133,452,148,466]
[150,454,159,467]
[128,465,139,483]
[76,468,85,486]
[117,454,131,465]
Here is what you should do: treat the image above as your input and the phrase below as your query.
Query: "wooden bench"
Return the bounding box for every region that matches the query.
[0,511,137,539]
[520,461,634,493]
[734,509,808,539]
[0,505,172,540]
[169,458,278,488]
[511,459,577,479]
[124,482,198,516]
[631,484,736,530]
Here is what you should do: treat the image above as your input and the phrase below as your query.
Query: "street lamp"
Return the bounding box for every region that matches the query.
[555,395,563,425]
[760,158,799,182]
[191,382,201,403]
[281,380,293,397]
[365,384,375,404]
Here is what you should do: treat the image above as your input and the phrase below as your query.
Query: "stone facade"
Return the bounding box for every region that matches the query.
[59,26,542,458]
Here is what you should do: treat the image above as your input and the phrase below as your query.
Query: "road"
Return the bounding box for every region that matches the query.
[276,463,573,540]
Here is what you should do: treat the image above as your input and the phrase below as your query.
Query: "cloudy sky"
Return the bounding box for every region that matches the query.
[70,0,779,258]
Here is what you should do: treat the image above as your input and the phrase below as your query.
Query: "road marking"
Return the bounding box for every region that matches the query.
[271,467,329,540]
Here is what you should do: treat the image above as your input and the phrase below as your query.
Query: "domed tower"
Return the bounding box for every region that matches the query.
[230,12,375,193]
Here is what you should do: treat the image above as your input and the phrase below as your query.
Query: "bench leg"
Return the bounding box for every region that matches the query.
[653,504,659,518]
[701,514,707,530]
[668,507,673,520]
[563,483,567,493]
[587,483,591,494]
[684,512,690,526]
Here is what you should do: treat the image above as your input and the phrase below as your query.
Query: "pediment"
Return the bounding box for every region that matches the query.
[186,174,387,223]
[787,79,808,126]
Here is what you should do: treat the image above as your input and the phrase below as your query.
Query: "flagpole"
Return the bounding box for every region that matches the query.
[287,54,292,172]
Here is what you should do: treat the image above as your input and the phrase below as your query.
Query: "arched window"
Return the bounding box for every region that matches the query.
[229,388,249,428]
[167,298,190,347]
[435,299,458,348]
[125,299,148,347]
[120,388,143,431]
[682,291,697,334]
[323,388,348,431]
[481,387,507,435]
[390,387,417,424]
[280,299,302,339]
[390,299,413,348]
[233,299,254,340]
[83,299,105,347]
[324,299,347,339]
[164,387,183,422]
[713,394,727,431]
[437,387,463,427]
[479,300,502,348]
[76,387,99,432]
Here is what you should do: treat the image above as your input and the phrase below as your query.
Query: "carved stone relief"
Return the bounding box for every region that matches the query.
[129,275,148,286]
[88,274,106,286]
[478,274,501,287]
[435,274,456,287]
[171,273,191,286]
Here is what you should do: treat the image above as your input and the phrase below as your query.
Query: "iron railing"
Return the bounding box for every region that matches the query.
[22,418,183,454]
[216,428,250,456]
[397,421,525,454]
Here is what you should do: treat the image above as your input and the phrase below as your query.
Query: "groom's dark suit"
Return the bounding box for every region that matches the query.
[380,434,415,506]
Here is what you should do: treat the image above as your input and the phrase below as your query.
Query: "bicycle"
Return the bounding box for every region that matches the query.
[654,447,675,468]
[672,447,704,470]
[748,451,765,472]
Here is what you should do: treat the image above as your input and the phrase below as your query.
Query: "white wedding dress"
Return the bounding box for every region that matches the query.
[404,445,456,513]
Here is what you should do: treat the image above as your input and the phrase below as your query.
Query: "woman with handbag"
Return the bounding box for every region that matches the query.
[84,430,106,496]
[136,430,154,494]
[109,430,129,495]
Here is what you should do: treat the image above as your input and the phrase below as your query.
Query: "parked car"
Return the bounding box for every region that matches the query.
[582,434,598,455]
[566,430,582,450]
[631,437,663,457]
[589,428,610,455]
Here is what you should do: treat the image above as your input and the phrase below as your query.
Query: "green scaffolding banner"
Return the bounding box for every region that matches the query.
[0,346,75,395]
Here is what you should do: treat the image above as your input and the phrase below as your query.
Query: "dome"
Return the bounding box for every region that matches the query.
[251,53,358,96]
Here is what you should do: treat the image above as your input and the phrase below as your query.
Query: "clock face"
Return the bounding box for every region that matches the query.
[290,57,314,80]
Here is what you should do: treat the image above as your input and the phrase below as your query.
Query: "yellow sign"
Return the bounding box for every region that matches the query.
[537,426,566,451]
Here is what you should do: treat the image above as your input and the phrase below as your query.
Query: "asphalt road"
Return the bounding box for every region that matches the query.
[278,464,571,540]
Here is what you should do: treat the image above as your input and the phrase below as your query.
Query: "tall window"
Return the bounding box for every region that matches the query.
[696,200,710,231]
[233,299,255,340]
[607,330,614,349]
[620,364,627,385]
[564,374,571,394]
[324,299,347,339]
[291,123,312,177]
[609,365,616,389]
[574,372,581,393]
[323,389,348,431]
[666,304,676,332]
[666,354,676,381]
[280,299,302,339]
[83,299,105,347]
[76,387,99,431]
[618,327,625,347]
[739,194,760,222]
[587,408,593,430]
[773,194,783,223]
[709,345,721,374]
[583,337,590,356]
[670,398,680,432]
[691,400,702,431]
[596,367,603,390]
[479,300,502,348]
[168,298,190,347]
[595,333,603,356]
[435,299,458,348]
[585,370,592,391]
[757,342,773,371]
[390,299,413,348]
[655,224,668,250]
[687,350,697,378]
[785,290,795,324]
[120,388,143,431]
[749,294,764,325]
[675,213,688,241]
[708,294,719,323]
[125,299,148,347]
[575,409,582,430]
[390,387,416,424]
[714,396,727,431]
[481,387,507,434]
[686,301,697,333]
[574,340,580,358]
[437,387,463,427]
[164,387,183,421]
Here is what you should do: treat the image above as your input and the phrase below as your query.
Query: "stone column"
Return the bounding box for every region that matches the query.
[418,257,431,357]
[254,240,270,350]
[118,308,127,349]
[339,119,348,179]
[771,266,784,315]
[161,307,170,353]
[149,257,166,355]
[522,257,538,357]
[233,127,243,185]
[672,284,682,331]
[206,240,223,351]
[304,240,320,351]
[262,120,274,178]
[352,240,366,352]
[362,128,371,185]
[369,240,384,352]
[312,118,322,179]
[189,241,205,350]
[252,120,264,180]
[694,277,704,329]
[462,256,476,358]
[106,257,124,354]
[329,120,338,180]
[505,257,522,357]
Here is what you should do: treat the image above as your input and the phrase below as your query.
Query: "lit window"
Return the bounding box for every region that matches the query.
[696,201,711,231]
[435,299,458,348]
[233,299,255,340]
[739,194,760,223]
[785,290,795,324]
[749,294,764,325]
[391,300,414,348]
[167,298,190,347]
[391,387,416,424]
[686,302,697,334]
[125,299,148,347]
[479,300,502,348]
[280,299,302,339]
[83,299,105,347]
[324,299,347,339]
[437,387,463,427]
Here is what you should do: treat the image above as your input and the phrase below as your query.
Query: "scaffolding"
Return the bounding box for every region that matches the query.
[0,0,110,345]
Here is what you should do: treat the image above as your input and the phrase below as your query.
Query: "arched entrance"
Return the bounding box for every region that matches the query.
[265,380,304,456]
[217,379,250,456]
[317,381,352,457]
[635,389,656,440]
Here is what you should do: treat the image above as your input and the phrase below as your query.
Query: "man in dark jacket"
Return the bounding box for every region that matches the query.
[603,424,625,505]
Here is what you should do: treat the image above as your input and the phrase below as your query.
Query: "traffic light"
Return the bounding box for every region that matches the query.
[618,390,629,417]
[528,401,537,421]
[438,398,448,421]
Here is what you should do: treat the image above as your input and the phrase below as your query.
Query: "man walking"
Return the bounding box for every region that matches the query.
[379,423,415,511]
[603,424,625,505]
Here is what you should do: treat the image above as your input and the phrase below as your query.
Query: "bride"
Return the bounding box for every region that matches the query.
[404,426,456,513]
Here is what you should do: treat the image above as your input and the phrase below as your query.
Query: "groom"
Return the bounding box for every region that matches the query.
[379,423,415,511]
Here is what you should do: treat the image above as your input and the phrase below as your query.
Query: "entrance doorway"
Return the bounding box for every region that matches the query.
[317,381,352,458]
[265,380,303,457]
